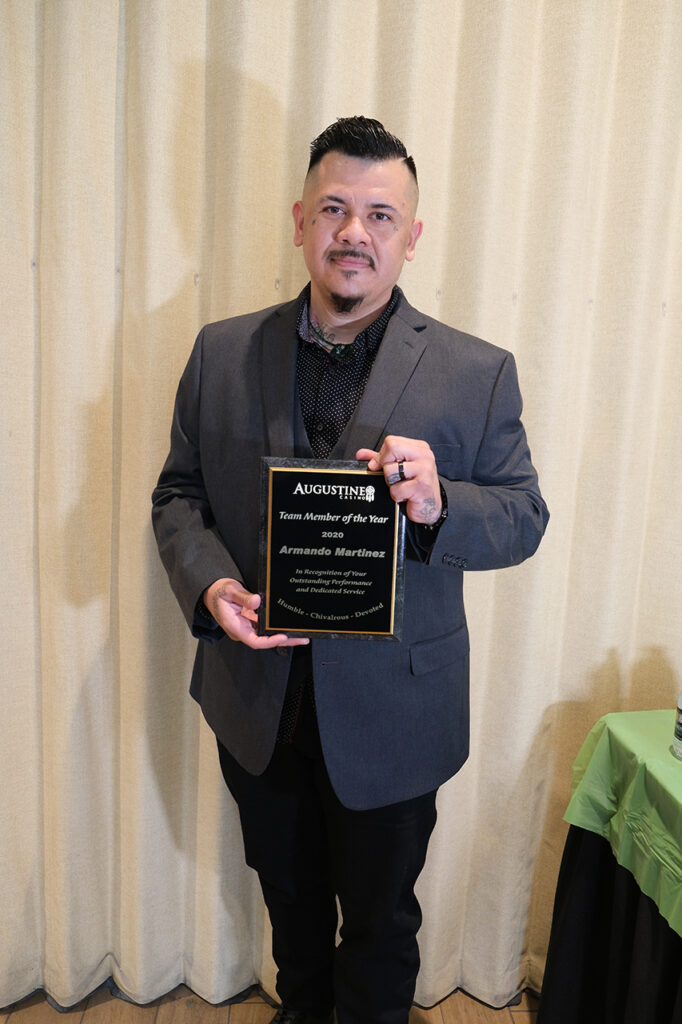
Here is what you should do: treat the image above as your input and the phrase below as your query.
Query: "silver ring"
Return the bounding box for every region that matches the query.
[397,461,406,481]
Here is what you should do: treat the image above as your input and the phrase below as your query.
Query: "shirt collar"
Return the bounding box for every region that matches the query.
[296,285,402,361]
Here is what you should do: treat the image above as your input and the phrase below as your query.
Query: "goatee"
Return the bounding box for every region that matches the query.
[330,292,364,314]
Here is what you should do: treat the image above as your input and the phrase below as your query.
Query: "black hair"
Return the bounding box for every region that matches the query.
[307,116,418,186]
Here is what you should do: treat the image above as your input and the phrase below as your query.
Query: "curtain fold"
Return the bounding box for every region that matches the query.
[2,0,681,1010]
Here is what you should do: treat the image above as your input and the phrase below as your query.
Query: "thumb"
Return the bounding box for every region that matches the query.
[356,447,380,467]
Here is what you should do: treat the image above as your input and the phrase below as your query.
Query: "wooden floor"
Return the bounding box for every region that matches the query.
[3,984,539,1024]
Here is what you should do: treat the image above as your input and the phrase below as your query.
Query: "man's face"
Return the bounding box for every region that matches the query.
[292,152,423,320]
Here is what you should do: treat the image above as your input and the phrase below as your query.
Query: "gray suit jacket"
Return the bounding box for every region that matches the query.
[152,289,548,809]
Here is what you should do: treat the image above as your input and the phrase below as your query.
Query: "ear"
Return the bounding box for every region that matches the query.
[404,219,423,263]
[292,200,305,247]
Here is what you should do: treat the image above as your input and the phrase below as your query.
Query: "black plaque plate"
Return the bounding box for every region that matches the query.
[258,458,405,639]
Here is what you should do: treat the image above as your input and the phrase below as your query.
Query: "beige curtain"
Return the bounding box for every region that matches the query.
[2,0,681,1010]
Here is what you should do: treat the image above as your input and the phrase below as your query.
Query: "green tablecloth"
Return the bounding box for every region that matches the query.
[565,709,682,939]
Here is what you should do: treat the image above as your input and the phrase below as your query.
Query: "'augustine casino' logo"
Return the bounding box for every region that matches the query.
[291,481,376,502]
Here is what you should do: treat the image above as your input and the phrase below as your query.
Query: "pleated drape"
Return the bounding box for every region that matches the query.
[2,0,681,1010]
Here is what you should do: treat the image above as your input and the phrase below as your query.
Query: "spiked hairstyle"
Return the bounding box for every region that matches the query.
[307,116,418,187]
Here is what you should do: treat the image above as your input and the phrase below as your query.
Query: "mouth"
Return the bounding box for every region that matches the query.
[327,249,374,270]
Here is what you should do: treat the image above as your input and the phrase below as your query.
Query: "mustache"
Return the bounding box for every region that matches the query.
[327,249,375,269]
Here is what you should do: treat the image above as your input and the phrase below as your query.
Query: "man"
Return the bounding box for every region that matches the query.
[152,117,548,1024]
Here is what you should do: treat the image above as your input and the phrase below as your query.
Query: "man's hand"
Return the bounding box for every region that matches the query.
[356,436,442,525]
[203,578,310,649]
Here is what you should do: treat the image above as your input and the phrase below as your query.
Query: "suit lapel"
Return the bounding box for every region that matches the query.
[335,299,428,459]
[260,290,429,460]
[260,296,301,457]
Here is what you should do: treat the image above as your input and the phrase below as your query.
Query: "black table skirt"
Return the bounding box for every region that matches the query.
[538,826,682,1024]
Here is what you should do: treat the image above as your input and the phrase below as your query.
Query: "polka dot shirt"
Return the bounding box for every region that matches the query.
[296,286,402,459]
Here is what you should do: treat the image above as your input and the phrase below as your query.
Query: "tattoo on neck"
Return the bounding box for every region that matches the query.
[310,316,336,345]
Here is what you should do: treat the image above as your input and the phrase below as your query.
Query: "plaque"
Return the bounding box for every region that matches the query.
[258,458,405,639]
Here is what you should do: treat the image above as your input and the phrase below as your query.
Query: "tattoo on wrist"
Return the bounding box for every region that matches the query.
[422,496,437,523]
[209,584,228,617]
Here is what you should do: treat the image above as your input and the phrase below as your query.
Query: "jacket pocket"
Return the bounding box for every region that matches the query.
[409,623,469,676]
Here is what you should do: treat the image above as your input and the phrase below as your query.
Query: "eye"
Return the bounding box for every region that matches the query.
[371,211,392,223]
[322,205,345,216]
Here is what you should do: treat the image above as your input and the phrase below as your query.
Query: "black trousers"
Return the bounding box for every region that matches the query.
[217,659,437,1024]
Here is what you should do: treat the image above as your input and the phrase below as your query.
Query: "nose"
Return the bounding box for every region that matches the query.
[337,214,371,247]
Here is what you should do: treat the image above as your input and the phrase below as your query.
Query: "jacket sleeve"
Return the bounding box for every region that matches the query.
[428,351,549,571]
[151,329,239,640]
